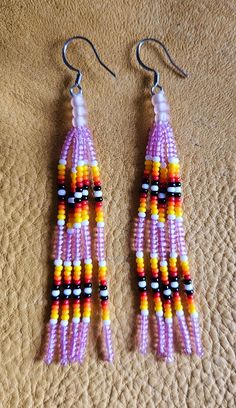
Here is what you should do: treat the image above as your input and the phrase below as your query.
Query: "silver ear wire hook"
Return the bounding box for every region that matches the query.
[62,36,116,95]
[136,38,188,94]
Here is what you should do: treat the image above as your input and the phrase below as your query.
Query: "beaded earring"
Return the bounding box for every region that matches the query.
[132,38,203,362]
[43,36,115,365]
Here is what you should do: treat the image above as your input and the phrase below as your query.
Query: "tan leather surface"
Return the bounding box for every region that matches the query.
[1,0,235,406]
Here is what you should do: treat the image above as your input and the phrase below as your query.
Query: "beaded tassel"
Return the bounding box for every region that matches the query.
[132,89,203,361]
[43,92,113,364]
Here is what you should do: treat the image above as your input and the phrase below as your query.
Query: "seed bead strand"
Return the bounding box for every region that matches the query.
[163,123,192,355]
[166,124,203,357]
[44,129,75,364]
[148,118,165,357]
[70,131,84,362]
[77,130,92,363]
[85,128,114,361]
[157,118,174,363]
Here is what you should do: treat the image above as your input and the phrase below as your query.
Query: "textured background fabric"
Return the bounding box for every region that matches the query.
[1,0,235,407]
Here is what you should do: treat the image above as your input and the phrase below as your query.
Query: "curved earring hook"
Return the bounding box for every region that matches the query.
[136,38,188,94]
[62,35,116,94]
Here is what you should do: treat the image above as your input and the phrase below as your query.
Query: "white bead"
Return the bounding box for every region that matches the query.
[138,281,146,288]
[72,116,87,127]
[99,260,106,267]
[136,251,143,258]
[167,214,175,220]
[170,252,177,258]
[150,252,157,258]
[191,312,199,318]
[141,310,149,316]
[54,259,62,266]
[153,156,160,162]
[176,217,183,222]
[74,222,81,229]
[94,190,102,198]
[156,311,163,317]
[83,317,90,323]
[91,160,98,166]
[97,222,105,227]
[145,155,151,160]
[84,287,92,295]
[158,193,166,199]
[100,289,108,297]
[142,183,149,189]
[73,288,81,296]
[58,189,66,196]
[171,282,179,289]
[64,261,71,266]
[158,222,165,228]
[73,260,81,266]
[82,220,89,226]
[72,317,80,323]
[175,187,182,193]
[156,90,166,103]
[72,106,87,117]
[158,102,169,112]
[50,319,58,325]
[138,212,146,218]
[103,320,111,326]
[72,92,84,105]
[59,159,67,165]
[67,228,74,235]
[151,214,158,220]
[165,317,173,324]
[161,162,167,168]
[151,185,158,191]
[82,190,89,196]
[163,289,171,296]
[85,259,92,264]
[64,289,72,296]
[176,310,184,316]
[160,260,167,266]
[185,284,193,291]
[180,255,188,261]
[60,320,68,327]
[77,160,84,166]
[68,197,75,204]
[151,282,159,289]
[168,157,179,164]
[52,290,60,297]
[74,192,82,199]
[159,112,170,122]
[57,220,65,226]
[167,187,175,193]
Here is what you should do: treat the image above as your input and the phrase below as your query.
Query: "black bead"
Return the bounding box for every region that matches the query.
[141,188,148,194]
[51,294,60,300]
[73,294,81,300]
[52,284,60,290]
[168,182,176,187]
[152,288,160,293]
[94,186,101,191]
[174,193,182,198]
[83,185,89,190]
[151,277,158,283]
[176,182,181,187]
[138,286,147,292]
[99,285,107,291]
[151,191,158,196]
[58,196,66,201]
[84,282,92,288]
[84,293,92,298]
[158,198,166,204]
[163,284,170,291]
[142,178,149,184]
[74,197,82,203]
[138,276,146,282]
[186,289,194,296]
[76,187,83,192]
[57,184,65,190]
[171,287,179,293]
[184,279,192,285]
[63,284,71,289]
[167,192,175,197]
[100,295,108,301]
[73,284,81,289]
[82,196,88,201]
[170,276,178,282]
[62,294,70,300]
[151,180,158,186]
[163,294,172,300]
[95,197,103,202]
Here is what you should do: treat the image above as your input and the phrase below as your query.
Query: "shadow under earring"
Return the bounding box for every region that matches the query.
[43,36,115,365]
[132,38,203,362]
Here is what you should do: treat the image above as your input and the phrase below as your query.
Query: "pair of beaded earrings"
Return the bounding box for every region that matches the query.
[43,36,203,365]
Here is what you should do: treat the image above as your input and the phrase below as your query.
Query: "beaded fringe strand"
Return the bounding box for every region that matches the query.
[43,92,113,365]
[132,89,203,362]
